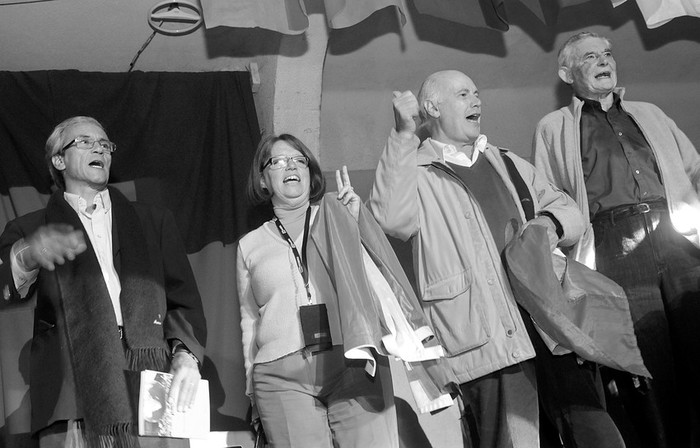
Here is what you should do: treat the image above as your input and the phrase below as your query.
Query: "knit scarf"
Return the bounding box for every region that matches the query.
[47,188,170,447]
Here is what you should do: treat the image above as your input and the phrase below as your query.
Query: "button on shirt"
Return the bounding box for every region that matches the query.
[579,94,665,218]
[11,190,123,325]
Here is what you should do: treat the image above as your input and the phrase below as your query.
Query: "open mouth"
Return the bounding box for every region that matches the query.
[283,175,300,184]
[595,71,612,79]
[89,160,105,169]
[466,113,481,122]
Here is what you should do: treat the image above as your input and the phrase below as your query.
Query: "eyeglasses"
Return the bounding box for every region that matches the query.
[61,137,117,154]
[261,155,309,171]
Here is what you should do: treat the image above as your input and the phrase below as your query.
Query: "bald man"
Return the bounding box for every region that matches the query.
[370,70,622,448]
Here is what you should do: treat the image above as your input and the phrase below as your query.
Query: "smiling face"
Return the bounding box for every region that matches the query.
[52,122,112,197]
[427,71,482,146]
[560,36,617,102]
[261,140,311,210]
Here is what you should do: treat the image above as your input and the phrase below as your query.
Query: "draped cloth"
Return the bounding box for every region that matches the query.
[504,225,650,377]
[309,195,458,413]
[199,0,698,32]
[611,0,700,28]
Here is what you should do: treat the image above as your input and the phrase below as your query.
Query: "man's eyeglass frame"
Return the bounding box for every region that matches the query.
[61,137,117,154]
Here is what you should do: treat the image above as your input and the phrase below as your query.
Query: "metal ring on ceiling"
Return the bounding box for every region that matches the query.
[148,0,203,36]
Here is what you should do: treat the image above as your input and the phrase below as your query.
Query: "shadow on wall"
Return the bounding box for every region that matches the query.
[328,0,700,57]
[201,356,251,432]
[204,27,292,58]
[329,2,507,57]
[396,397,432,447]
[0,340,37,448]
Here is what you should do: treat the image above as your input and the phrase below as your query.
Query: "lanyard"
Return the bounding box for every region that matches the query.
[273,207,312,304]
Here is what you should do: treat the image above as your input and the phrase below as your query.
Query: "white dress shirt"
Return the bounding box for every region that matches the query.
[11,190,123,325]
[431,134,488,167]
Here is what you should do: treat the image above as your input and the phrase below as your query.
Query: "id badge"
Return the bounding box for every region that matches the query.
[299,303,332,353]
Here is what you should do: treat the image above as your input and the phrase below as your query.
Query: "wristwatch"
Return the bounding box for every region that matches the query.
[171,340,201,370]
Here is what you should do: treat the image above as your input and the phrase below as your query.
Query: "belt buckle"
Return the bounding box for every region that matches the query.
[118,326,124,340]
[637,203,651,214]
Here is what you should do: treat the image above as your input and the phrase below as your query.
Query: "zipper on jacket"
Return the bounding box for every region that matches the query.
[428,161,520,335]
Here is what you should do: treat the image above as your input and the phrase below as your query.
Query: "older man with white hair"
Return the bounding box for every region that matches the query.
[533,31,700,448]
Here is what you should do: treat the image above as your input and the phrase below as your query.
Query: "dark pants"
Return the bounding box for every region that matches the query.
[593,206,700,448]
[459,359,539,448]
[521,306,624,448]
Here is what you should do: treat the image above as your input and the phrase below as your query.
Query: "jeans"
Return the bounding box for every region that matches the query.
[593,207,700,448]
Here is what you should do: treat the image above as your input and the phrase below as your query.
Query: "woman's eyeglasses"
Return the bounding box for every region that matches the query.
[261,155,309,171]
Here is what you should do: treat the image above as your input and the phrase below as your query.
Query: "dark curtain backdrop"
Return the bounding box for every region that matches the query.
[0,70,261,447]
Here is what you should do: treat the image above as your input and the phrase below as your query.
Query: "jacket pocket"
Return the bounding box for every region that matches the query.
[422,271,491,356]
[421,269,472,301]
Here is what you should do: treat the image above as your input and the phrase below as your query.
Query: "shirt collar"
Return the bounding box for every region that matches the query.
[576,92,621,112]
[432,134,488,167]
[64,189,112,218]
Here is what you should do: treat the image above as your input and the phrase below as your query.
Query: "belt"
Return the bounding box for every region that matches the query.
[593,200,667,225]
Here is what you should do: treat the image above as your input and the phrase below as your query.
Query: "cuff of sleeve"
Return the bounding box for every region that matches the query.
[171,340,201,370]
[12,238,33,273]
[11,239,39,297]
[391,127,419,144]
[538,211,563,239]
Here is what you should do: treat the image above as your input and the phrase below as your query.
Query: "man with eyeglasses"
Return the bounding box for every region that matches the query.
[0,116,207,447]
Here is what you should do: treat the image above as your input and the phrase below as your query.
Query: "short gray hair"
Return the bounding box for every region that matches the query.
[45,116,107,190]
[557,31,612,69]
[417,73,442,122]
[417,70,465,122]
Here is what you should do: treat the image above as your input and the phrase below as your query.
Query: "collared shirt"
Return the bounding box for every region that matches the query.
[579,94,665,218]
[432,134,488,167]
[12,189,123,325]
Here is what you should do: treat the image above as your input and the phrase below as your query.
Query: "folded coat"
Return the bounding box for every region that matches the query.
[504,225,650,378]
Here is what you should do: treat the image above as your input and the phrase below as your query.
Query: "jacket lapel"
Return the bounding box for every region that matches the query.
[111,209,121,277]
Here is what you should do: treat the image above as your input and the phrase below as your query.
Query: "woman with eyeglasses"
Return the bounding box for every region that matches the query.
[236,133,402,448]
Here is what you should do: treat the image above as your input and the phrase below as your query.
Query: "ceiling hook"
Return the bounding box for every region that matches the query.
[148,0,203,36]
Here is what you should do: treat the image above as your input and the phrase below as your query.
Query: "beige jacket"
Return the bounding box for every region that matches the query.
[369,130,585,384]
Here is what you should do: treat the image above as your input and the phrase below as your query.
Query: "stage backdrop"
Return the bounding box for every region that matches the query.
[0,70,263,447]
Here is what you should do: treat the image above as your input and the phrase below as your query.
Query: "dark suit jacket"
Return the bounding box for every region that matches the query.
[0,187,206,434]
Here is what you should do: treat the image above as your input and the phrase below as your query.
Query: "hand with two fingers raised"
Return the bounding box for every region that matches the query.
[336,165,361,221]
